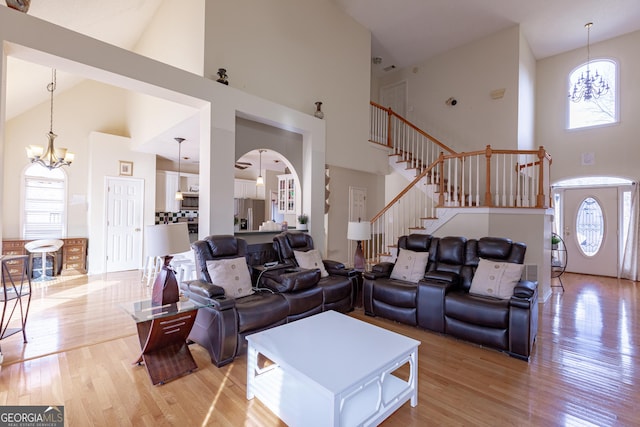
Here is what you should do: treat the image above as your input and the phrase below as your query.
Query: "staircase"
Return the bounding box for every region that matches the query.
[365,101,553,265]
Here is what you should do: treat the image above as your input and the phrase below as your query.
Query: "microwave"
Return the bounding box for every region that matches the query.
[181,194,199,210]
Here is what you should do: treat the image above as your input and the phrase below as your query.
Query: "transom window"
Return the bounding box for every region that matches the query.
[22,164,67,239]
[568,59,618,130]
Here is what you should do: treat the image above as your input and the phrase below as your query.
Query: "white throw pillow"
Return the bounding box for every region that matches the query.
[390,248,429,283]
[294,249,329,277]
[206,257,253,299]
[469,258,524,299]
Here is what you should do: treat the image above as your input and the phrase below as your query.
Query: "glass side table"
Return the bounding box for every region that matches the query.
[121,298,207,385]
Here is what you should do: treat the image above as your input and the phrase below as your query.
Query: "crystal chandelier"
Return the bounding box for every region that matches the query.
[26,69,74,169]
[569,23,610,103]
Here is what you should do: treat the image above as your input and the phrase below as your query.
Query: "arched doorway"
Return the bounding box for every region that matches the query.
[235,149,301,230]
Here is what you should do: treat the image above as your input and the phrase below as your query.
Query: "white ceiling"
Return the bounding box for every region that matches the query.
[335,0,640,76]
[4,0,640,164]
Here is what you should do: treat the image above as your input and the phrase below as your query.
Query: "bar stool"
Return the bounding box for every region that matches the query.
[24,239,64,281]
[142,255,163,287]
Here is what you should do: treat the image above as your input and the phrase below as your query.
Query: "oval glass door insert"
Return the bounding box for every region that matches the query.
[575,197,604,256]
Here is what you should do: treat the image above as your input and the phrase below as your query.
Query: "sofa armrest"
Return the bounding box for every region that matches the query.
[416,279,456,333]
[324,260,358,277]
[509,281,539,360]
[513,280,537,299]
[363,262,394,280]
[262,268,321,293]
[181,279,226,300]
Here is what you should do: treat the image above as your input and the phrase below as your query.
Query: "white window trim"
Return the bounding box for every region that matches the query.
[566,57,620,131]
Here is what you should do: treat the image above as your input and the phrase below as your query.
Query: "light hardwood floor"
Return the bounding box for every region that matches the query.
[0,271,638,426]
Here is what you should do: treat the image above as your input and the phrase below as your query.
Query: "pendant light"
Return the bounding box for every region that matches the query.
[26,69,75,169]
[175,137,185,200]
[256,149,266,186]
[568,22,610,103]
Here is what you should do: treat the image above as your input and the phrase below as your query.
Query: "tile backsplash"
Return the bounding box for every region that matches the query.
[155,210,198,224]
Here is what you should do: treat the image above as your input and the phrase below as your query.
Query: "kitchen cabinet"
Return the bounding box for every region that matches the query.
[156,171,180,212]
[278,174,296,214]
[234,179,265,200]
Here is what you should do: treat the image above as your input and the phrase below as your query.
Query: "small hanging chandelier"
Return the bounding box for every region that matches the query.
[175,137,185,201]
[569,22,610,103]
[26,69,75,169]
[256,149,265,186]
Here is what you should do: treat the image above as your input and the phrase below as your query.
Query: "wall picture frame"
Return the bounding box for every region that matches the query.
[119,161,133,176]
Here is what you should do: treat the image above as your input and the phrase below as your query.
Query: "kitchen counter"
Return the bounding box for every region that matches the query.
[234,229,306,244]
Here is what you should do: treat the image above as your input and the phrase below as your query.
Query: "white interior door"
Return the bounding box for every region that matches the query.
[563,187,618,277]
[380,81,407,117]
[106,177,144,272]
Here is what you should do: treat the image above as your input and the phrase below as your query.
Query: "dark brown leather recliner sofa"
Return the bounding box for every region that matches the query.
[363,234,538,360]
[180,235,321,367]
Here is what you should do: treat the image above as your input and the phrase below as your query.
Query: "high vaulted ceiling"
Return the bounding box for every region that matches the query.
[3,0,640,163]
[334,0,640,76]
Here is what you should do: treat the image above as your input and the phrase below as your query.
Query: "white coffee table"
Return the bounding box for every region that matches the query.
[246,310,420,426]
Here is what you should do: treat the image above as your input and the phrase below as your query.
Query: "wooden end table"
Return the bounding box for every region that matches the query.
[121,298,205,385]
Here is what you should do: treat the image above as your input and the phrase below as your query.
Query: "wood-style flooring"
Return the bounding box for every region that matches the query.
[0,272,638,426]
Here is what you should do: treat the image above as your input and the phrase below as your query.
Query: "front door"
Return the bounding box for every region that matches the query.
[105,177,144,272]
[562,187,618,277]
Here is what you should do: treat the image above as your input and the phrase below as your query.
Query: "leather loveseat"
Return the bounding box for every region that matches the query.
[180,235,321,367]
[363,234,538,360]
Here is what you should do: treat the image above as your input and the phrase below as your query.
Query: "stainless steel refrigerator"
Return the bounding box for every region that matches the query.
[234,198,265,231]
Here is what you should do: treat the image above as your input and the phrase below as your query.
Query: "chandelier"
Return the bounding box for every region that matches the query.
[569,22,610,103]
[26,69,74,169]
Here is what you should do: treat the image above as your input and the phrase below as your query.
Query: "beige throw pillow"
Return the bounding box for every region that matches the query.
[470,258,524,299]
[390,248,429,283]
[205,257,253,299]
[294,249,329,277]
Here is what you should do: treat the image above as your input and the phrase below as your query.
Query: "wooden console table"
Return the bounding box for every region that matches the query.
[121,299,204,385]
[2,238,88,279]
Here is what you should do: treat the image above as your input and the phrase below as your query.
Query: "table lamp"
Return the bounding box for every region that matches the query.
[146,223,191,306]
[347,220,371,271]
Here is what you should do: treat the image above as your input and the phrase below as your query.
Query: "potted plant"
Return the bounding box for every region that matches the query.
[297,213,308,230]
[551,234,561,250]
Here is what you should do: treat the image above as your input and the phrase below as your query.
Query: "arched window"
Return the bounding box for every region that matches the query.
[22,164,67,239]
[568,59,618,130]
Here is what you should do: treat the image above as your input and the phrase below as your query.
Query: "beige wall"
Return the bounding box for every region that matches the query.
[536,29,640,184]
[3,80,129,238]
[325,165,385,263]
[376,25,521,153]
[202,0,388,176]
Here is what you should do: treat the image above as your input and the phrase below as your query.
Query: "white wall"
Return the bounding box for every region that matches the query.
[376,25,521,152]
[536,29,640,183]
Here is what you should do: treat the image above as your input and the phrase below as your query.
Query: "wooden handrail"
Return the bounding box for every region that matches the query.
[370,101,457,155]
[370,160,439,223]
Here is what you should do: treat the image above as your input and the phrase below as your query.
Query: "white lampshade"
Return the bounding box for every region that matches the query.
[347,221,371,241]
[145,223,191,257]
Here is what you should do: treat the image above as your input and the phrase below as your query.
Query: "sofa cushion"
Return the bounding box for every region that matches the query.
[294,249,329,277]
[390,248,429,283]
[445,291,510,328]
[469,258,524,299]
[206,257,253,298]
